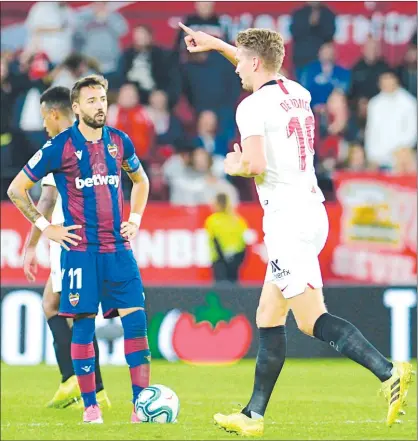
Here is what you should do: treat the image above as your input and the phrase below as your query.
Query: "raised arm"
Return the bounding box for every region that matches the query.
[179,22,237,66]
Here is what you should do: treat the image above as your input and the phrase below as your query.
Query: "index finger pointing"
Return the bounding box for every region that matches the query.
[179,22,195,35]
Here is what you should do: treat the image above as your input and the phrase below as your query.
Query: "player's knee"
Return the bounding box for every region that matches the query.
[256,303,287,328]
[42,295,59,319]
[296,319,316,336]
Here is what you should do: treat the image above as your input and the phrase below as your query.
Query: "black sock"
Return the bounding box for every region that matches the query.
[242,326,287,418]
[47,315,74,383]
[313,313,393,382]
[93,335,104,392]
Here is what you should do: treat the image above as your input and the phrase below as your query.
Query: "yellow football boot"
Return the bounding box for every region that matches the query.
[46,376,81,409]
[214,411,264,436]
[380,361,414,427]
[71,389,112,410]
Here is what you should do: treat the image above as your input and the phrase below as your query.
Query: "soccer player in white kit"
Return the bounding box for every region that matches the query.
[179,23,413,435]
[22,87,110,409]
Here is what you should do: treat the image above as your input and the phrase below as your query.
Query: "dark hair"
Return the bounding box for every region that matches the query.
[216,192,229,211]
[62,53,86,72]
[70,74,108,103]
[40,86,72,112]
[379,68,399,79]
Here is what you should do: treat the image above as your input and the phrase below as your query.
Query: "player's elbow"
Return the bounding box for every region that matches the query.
[7,182,18,202]
[248,157,267,176]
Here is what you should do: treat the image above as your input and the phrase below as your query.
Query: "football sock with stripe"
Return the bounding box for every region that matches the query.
[71,317,97,407]
[122,309,151,403]
[242,326,287,418]
[313,313,393,382]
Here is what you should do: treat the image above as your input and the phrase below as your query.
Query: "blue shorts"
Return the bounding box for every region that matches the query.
[59,249,144,319]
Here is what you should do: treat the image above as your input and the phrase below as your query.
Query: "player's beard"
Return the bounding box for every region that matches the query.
[80,110,106,129]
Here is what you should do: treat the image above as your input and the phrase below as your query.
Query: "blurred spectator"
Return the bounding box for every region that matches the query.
[164,147,239,206]
[182,51,240,142]
[73,2,127,78]
[396,44,417,97]
[107,83,154,161]
[175,2,224,59]
[1,55,35,197]
[25,1,75,65]
[316,89,348,166]
[204,192,248,283]
[365,71,417,169]
[194,110,228,157]
[162,142,194,188]
[51,53,100,89]
[349,37,390,100]
[290,1,336,73]
[392,147,417,175]
[299,42,350,108]
[120,25,181,108]
[344,97,368,145]
[338,144,369,172]
[323,89,349,137]
[146,89,184,147]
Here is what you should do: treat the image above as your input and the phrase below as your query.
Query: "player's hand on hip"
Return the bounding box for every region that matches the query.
[120,221,138,241]
[43,225,82,251]
[23,246,38,282]
[179,22,217,52]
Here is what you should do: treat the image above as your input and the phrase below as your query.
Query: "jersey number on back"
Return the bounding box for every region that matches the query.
[286,116,315,171]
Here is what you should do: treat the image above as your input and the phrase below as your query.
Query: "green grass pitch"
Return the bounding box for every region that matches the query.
[1,359,416,440]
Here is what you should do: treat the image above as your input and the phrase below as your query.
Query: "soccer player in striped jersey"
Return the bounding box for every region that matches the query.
[22,86,110,410]
[8,75,150,424]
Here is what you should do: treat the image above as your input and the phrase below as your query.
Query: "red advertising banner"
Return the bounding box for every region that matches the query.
[322,172,417,285]
[1,173,416,286]
[1,2,416,68]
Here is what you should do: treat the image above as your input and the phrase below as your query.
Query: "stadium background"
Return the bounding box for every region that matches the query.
[0,1,416,366]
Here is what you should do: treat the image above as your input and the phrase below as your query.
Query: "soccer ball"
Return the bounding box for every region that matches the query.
[135,384,179,423]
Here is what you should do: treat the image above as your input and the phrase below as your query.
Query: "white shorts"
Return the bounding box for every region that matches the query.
[263,202,329,299]
[50,241,62,293]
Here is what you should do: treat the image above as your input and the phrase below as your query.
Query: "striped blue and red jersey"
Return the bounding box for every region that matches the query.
[23,122,141,252]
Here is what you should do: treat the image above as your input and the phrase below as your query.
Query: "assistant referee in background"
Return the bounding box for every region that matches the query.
[204,192,248,283]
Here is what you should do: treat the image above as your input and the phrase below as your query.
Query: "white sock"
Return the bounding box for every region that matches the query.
[250,411,263,420]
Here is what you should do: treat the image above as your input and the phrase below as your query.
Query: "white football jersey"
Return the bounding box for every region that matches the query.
[236,76,325,213]
[41,173,64,224]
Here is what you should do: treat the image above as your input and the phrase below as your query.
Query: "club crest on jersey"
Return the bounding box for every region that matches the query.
[107,144,118,158]
[69,292,80,307]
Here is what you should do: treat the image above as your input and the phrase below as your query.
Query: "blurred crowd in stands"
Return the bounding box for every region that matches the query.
[1,1,417,203]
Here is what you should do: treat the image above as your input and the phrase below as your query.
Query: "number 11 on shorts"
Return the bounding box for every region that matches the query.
[66,267,82,290]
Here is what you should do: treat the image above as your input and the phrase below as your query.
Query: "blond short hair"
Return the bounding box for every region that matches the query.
[236,28,285,73]
[70,74,108,103]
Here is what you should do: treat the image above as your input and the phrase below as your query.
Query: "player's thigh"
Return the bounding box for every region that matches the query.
[49,240,63,294]
[60,250,100,317]
[42,276,60,319]
[264,210,325,299]
[256,282,289,328]
[101,249,145,319]
[287,286,327,336]
[310,203,329,256]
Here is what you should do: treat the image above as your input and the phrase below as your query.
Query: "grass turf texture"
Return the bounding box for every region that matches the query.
[1,359,416,440]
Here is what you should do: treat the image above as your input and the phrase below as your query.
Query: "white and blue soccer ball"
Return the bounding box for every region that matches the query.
[135,384,179,423]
